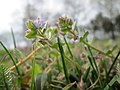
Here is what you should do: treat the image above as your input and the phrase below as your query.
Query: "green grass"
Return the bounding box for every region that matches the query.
[0,16,120,90]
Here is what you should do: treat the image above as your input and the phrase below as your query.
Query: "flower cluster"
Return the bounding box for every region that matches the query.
[25,18,46,39]
[33,18,45,29]
[58,16,78,40]
[58,16,73,32]
[25,16,78,46]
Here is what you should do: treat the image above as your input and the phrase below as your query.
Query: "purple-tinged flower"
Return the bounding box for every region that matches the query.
[33,18,45,28]
[40,19,45,27]
[34,19,40,28]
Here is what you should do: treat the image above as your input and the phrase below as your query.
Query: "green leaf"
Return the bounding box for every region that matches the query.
[50,43,58,49]
[34,63,42,77]
[61,28,70,32]
[25,30,37,39]
[35,72,48,90]
[83,31,89,40]
[106,50,112,55]
[53,28,58,34]
[50,51,59,57]
[80,37,84,42]
[80,32,89,42]
[27,20,37,30]
[106,45,118,55]
[50,42,65,49]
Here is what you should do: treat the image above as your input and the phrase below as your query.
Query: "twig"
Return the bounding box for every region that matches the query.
[10,47,40,71]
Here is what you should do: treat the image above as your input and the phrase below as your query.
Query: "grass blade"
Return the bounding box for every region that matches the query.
[107,50,120,77]
[57,37,70,84]
[11,28,17,49]
[64,37,73,58]
[88,47,99,74]
[85,38,103,88]
[11,28,19,63]
[31,43,37,90]
[83,67,90,82]
[0,41,20,75]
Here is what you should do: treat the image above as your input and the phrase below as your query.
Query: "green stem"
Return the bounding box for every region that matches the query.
[83,41,118,60]
[31,42,37,90]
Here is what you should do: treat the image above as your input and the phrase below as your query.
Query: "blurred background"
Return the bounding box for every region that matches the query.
[0,0,120,49]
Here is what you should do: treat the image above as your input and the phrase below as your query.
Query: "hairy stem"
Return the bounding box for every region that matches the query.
[10,47,40,70]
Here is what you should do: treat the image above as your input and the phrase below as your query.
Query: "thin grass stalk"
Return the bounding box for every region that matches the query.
[57,37,70,84]
[88,56,103,88]
[82,41,119,60]
[88,47,99,74]
[56,58,61,72]
[107,50,120,78]
[11,28,17,49]
[64,37,73,58]
[31,58,36,90]
[11,28,19,63]
[87,47,103,88]
[31,42,37,90]
[85,38,103,88]
[83,67,90,82]
[85,39,99,73]
[64,37,80,76]
[88,56,97,75]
